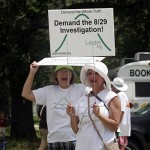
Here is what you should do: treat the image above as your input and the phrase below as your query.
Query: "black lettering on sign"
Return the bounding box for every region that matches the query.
[130,70,134,76]
[130,69,150,77]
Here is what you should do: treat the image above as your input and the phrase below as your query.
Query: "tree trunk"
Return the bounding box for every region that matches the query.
[8,62,37,140]
[10,97,37,140]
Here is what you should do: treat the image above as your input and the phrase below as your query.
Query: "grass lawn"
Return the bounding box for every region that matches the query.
[6,138,40,150]
[0,116,42,150]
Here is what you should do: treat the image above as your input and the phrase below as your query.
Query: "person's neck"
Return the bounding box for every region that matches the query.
[59,84,70,89]
[92,87,104,95]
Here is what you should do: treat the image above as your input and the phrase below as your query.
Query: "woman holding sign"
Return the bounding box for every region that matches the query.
[66,61,121,150]
[21,61,87,150]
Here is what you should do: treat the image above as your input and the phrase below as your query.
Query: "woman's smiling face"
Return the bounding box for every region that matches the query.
[87,69,105,88]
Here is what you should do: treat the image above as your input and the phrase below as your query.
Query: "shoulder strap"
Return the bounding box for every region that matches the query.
[87,94,104,142]
[91,91,109,110]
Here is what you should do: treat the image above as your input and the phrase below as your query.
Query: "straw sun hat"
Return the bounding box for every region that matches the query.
[111,77,128,92]
[80,62,111,90]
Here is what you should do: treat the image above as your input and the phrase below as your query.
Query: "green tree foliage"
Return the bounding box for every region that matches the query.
[0,0,53,139]
[67,0,150,67]
[112,0,150,67]
[0,0,150,139]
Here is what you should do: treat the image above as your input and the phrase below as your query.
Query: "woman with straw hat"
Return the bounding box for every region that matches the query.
[111,77,131,150]
[66,61,121,150]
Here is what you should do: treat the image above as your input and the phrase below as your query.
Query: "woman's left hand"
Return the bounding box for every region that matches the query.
[92,103,100,117]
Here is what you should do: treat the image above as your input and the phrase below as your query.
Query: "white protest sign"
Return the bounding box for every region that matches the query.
[48,8,115,57]
[37,57,105,66]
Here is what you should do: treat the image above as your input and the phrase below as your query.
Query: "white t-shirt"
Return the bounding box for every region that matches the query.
[75,89,117,150]
[118,92,131,136]
[33,83,86,143]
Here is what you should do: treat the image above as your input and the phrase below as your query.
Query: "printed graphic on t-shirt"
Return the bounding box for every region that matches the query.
[51,97,73,110]
[79,103,98,125]
[79,107,89,124]
[78,100,104,125]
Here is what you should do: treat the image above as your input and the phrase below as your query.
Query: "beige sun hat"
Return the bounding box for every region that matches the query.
[80,62,111,90]
[111,77,128,92]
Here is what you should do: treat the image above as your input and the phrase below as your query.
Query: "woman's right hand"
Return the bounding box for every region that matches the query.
[30,61,39,73]
[66,103,79,134]
[66,103,76,117]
